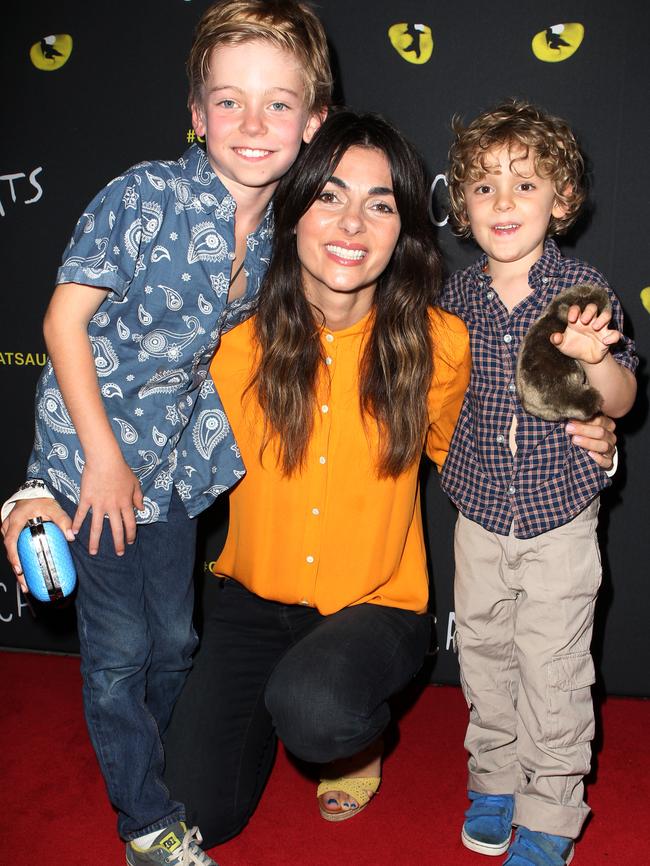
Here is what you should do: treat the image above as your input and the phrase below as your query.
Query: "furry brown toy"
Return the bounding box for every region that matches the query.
[516,284,611,421]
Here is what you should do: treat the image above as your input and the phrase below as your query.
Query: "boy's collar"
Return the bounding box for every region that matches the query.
[474,237,562,281]
[182,144,274,238]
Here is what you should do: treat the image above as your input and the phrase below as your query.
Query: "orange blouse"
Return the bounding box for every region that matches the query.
[209,307,470,615]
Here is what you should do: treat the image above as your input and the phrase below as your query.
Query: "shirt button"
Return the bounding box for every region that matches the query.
[312,507,320,516]
[325,357,333,365]
[228,251,236,261]
[306,555,314,564]
[321,404,329,414]
[503,333,513,344]
[508,382,516,392]
[541,276,549,284]
[325,334,334,343]
[496,434,505,444]
[486,291,495,300]
[299,598,311,606]
[507,485,516,495]
[319,456,326,464]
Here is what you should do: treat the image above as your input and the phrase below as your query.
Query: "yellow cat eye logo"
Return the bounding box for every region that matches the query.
[30,34,73,71]
[640,287,650,315]
[388,23,434,65]
[532,24,584,63]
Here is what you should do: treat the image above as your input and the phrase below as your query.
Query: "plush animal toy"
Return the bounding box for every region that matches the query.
[516,283,611,421]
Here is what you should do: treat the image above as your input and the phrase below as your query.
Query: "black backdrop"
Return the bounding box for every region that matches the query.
[1,1,648,695]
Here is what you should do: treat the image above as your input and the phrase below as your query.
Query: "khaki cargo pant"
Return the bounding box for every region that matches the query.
[453,499,601,839]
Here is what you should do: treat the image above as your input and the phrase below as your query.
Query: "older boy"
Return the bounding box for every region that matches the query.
[441,100,637,865]
[1,2,330,863]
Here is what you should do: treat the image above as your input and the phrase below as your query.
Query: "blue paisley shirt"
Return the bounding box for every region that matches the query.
[28,144,273,522]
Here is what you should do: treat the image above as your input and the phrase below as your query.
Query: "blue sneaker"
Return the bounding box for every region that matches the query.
[503,827,574,865]
[461,791,514,856]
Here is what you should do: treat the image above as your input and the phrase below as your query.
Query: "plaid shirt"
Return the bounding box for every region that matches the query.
[440,239,638,538]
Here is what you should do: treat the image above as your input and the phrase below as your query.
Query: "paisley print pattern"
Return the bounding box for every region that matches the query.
[192,409,229,460]
[28,145,273,522]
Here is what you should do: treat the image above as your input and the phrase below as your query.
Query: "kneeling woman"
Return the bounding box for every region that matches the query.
[164,110,470,847]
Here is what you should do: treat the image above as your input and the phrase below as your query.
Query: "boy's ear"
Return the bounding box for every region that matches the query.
[302,107,327,144]
[191,103,206,139]
[552,185,572,219]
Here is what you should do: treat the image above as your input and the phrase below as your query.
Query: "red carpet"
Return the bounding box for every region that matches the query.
[3,650,648,865]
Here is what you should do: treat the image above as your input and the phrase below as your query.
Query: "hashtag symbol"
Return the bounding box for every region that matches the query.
[187,129,196,143]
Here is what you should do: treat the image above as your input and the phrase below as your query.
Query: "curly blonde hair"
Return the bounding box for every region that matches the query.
[187,0,332,114]
[447,99,586,238]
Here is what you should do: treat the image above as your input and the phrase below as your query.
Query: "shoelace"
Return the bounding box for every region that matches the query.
[168,826,215,866]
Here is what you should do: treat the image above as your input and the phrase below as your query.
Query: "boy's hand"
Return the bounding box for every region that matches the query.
[566,414,616,469]
[550,303,621,365]
[2,498,75,593]
[74,457,145,556]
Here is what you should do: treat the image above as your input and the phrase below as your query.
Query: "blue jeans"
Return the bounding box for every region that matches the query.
[163,578,432,848]
[58,490,198,840]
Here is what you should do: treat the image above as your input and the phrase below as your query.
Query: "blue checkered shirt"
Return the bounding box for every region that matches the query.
[28,145,273,522]
[440,239,638,538]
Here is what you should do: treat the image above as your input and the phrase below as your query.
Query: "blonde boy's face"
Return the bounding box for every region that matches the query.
[192,40,323,202]
[462,145,567,273]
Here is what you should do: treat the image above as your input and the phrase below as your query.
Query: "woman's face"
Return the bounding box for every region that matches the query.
[296,146,401,311]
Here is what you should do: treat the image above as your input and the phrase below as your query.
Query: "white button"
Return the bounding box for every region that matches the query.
[508,382,516,392]
[319,456,326,464]
[503,333,513,344]
[487,291,495,300]
[306,555,314,564]
[325,333,334,343]
[496,434,505,444]
[325,357,333,365]
[299,598,311,606]
[312,508,320,516]
[507,485,516,495]
[541,276,549,284]
[228,251,236,261]
[321,404,329,413]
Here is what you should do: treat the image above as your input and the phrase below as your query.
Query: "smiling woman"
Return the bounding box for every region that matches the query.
[297,146,401,321]
[163,110,471,849]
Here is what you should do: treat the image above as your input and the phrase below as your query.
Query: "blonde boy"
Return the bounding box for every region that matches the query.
[441,100,637,865]
[1,3,330,864]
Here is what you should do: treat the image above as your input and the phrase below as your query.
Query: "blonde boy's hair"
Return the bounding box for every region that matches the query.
[447,99,586,238]
[187,0,332,113]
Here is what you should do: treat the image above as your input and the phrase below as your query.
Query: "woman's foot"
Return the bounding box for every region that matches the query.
[317,740,382,821]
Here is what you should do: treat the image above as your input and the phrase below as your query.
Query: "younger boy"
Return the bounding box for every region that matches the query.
[441,100,637,865]
[1,2,330,863]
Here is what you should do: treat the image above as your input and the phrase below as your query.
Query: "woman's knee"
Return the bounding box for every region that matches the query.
[265,666,386,762]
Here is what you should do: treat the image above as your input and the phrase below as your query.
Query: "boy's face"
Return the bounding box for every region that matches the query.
[462,145,567,273]
[192,40,323,202]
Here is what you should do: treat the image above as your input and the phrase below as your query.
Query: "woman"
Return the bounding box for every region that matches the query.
[163,110,471,848]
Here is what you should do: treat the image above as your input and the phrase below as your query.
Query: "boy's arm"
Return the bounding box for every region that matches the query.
[551,302,637,418]
[44,282,144,554]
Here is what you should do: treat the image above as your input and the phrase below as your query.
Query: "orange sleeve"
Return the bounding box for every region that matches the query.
[425,308,471,471]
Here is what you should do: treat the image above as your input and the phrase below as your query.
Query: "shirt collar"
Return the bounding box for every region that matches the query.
[529,237,563,283]
[181,144,274,242]
[470,237,563,285]
[321,308,373,339]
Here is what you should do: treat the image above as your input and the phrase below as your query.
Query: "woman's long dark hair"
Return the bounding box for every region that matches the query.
[251,109,442,476]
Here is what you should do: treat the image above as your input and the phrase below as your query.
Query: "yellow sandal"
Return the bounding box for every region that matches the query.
[317,775,381,822]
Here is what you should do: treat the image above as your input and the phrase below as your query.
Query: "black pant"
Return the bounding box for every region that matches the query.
[163,578,431,848]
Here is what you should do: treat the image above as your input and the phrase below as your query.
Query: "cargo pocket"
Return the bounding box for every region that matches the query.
[545,651,595,749]
[455,630,477,714]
